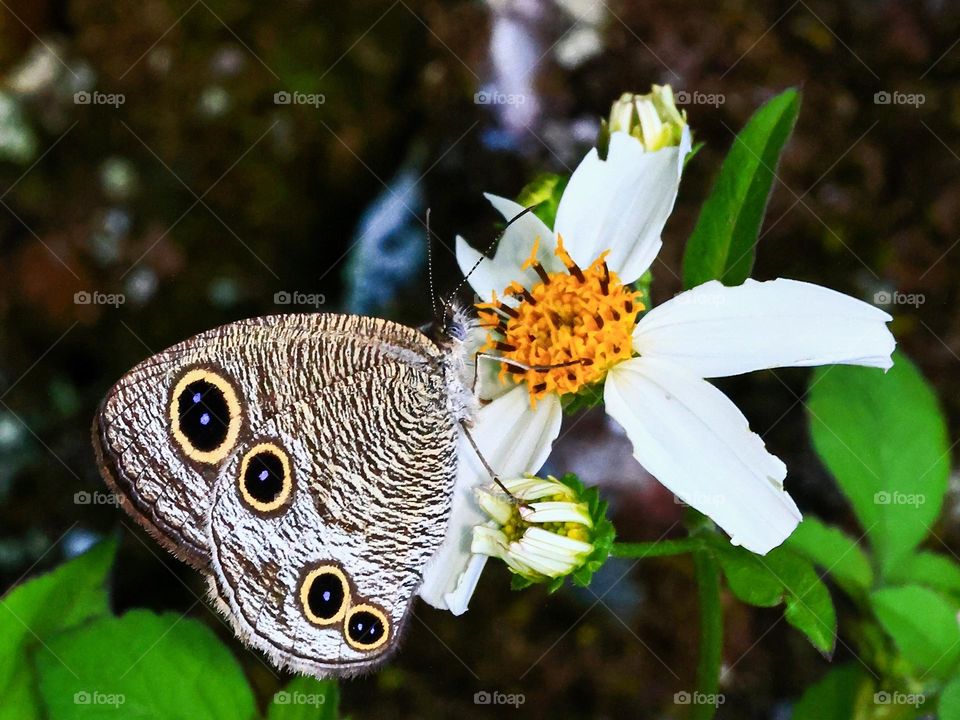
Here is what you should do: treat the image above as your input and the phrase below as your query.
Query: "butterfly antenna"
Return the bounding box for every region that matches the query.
[439,203,540,328]
[426,208,439,321]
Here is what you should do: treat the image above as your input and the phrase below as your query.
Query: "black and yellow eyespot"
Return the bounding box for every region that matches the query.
[238,442,293,513]
[344,604,390,651]
[300,565,350,626]
[170,368,241,464]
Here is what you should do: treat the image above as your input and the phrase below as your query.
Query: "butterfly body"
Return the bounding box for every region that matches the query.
[93,310,476,676]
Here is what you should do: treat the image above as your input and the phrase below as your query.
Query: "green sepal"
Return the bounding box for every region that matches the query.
[514,173,568,230]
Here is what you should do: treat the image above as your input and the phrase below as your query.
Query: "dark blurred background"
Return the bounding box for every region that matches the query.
[0,1,957,717]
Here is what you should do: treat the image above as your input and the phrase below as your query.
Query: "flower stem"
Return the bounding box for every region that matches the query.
[610,536,724,717]
[692,549,723,720]
[610,537,705,558]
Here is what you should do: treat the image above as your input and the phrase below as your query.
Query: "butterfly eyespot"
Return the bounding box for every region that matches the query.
[344,604,390,651]
[299,565,350,625]
[169,368,241,464]
[238,442,293,513]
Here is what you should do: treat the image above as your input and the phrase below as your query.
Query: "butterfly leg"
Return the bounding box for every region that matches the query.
[471,351,584,397]
[459,420,528,507]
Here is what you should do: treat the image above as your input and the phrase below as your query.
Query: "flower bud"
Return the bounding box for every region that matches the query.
[608,84,687,152]
[471,475,603,586]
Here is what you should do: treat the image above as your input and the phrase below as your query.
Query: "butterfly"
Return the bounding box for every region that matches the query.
[92,308,480,677]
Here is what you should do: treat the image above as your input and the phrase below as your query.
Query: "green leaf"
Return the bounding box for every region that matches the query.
[888,552,960,603]
[940,674,960,720]
[785,517,873,595]
[0,538,117,720]
[267,676,340,720]
[711,541,836,655]
[35,610,257,720]
[681,88,800,289]
[711,543,782,607]
[807,352,951,579]
[515,173,568,230]
[792,665,871,720]
[871,585,960,678]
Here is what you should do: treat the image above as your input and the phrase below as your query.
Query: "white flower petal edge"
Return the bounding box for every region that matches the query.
[634,279,896,378]
[418,385,562,614]
[455,194,564,302]
[604,357,801,554]
[554,126,691,285]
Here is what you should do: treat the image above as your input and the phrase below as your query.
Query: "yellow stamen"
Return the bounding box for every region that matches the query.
[477,236,644,404]
[521,237,541,270]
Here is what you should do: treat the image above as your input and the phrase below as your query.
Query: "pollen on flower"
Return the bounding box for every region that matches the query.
[476,235,644,404]
[499,491,579,542]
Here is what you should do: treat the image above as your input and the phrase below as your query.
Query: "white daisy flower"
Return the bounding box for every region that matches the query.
[419,86,895,616]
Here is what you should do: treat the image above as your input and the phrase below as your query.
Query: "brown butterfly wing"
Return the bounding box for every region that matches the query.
[93,314,446,570]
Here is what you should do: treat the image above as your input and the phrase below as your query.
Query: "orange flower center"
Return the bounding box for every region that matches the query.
[477,236,644,404]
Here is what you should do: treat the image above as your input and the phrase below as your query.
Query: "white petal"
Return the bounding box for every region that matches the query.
[418,387,562,613]
[476,489,513,525]
[510,542,572,576]
[634,278,896,378]
[554,128,690,284]
[504,476,575,501]
[521,527,593,556]
[604,357,801,554]
[470,386,563,478]
[470,525,509,557]
[455,194,563,302]
[443,554,488,616]
[520,501,592,526]
[455,235,512,304]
